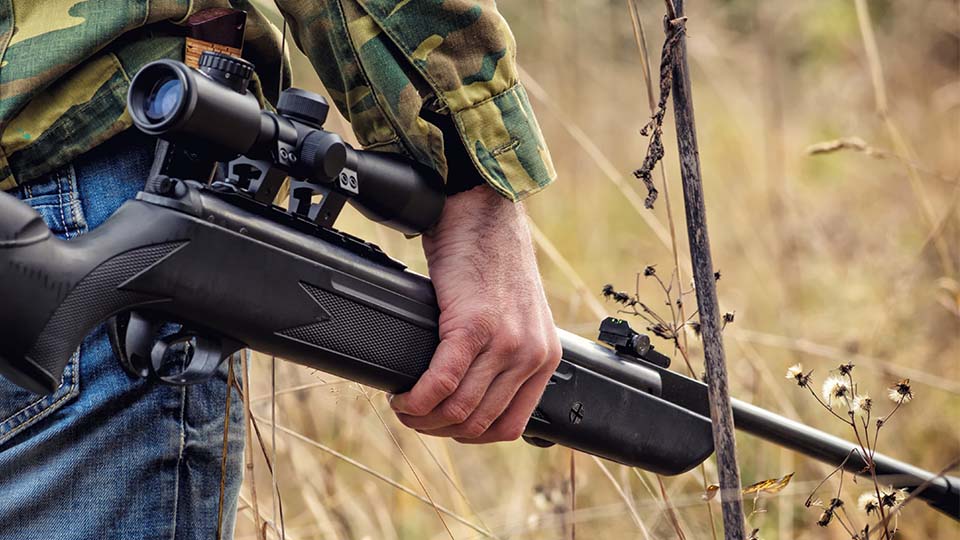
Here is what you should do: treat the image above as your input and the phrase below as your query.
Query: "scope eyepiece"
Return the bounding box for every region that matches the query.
[128,58,262,157]
[129,61,194,132]
[143,77,184,122]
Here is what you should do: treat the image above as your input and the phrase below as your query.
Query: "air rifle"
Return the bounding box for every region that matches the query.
[0,52,956,519]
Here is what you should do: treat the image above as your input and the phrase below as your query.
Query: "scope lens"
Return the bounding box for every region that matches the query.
[144,77,184,122]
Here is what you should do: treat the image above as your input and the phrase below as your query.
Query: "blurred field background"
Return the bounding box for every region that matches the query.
[236,1,960,538]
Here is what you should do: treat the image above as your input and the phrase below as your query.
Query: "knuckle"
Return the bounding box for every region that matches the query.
[440,400,472,424]
[494,325,523,355]
[443,326,487,360]
[403,401,431,416]
[497,421,526,442]
[528,339,550,364]
[545,341,562,370]
[470,309,499,339]
[429,371,461,403]
[461,418,492,439]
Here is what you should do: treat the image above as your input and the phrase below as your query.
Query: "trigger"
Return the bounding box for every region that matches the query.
[150,331,242,386]
[109,312,160,379]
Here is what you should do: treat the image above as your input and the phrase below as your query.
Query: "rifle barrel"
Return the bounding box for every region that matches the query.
[732,398,960,519]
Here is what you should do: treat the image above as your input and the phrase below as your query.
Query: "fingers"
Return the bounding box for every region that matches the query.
[389,328,485,417]
[413,327,561,442]
[394,350,501,431]
[416,364,529,440]
[453,363,556,444]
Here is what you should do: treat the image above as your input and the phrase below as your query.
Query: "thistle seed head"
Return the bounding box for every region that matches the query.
[822,376,850,407]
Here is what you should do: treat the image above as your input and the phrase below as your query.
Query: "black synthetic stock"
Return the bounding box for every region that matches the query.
[0,185,713,475]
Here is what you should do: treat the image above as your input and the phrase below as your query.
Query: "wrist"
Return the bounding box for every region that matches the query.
[425,184,526,254]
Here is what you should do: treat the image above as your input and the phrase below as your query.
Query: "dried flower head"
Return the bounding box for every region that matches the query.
[822,376,850,407]
[722,311,735,324]
[714,271,722,281]
[816,508,834,527]
[851,394,873,418]
[838,362,855,376]
[648,323,672,340]
[786,364,812,388]
[880,487,908,511]
[816,498,844,527]
[858,492,880,515]
[888,379,913,404]
[643,265,656,277]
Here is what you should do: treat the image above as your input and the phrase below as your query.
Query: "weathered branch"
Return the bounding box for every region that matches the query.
[665,2,747,538]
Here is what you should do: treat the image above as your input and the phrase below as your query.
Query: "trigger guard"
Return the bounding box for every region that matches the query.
[149,331,241,386]
[109,312,161,379]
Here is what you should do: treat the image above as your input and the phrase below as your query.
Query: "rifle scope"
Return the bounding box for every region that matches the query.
[127,53,444,235]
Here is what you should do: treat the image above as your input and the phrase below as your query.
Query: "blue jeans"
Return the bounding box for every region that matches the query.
[0,131,244,539]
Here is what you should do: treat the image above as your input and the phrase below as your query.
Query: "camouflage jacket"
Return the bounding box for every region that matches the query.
[0,0,555,201]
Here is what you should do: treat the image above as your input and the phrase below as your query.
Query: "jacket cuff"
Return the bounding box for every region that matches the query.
[450,83,556,202]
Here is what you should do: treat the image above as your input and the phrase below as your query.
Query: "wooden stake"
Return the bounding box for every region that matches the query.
[665,1,746,537]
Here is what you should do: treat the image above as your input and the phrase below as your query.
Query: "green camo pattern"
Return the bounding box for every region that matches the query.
[0,0,555,200]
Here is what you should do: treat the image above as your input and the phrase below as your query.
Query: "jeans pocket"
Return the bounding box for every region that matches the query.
[0,167,86,448]
[0,352,80,447]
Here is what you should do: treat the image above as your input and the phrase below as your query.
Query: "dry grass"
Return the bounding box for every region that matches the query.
[237,1,959,538]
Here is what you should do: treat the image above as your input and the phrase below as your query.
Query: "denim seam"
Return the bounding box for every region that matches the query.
[67,165,86,233]
[55,172,71,239]
[0,349,80,441]
[170,385,188,540]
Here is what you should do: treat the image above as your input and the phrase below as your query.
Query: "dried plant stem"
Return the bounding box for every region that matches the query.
[254,416,494,537]
[872,457,960,535]
[630,11,720,536]
[242,351,265,540]
[412,433,493,534]
[852,0,956,276]
[217,357,237,540]
[518,66,673,247]
[591,457,652,538]
[529,220,608,320]
[730,328,960,395]
[628,0,693,364]
[656,475,687,540]
[269,357,286,540]
[570,450,577,540]
[360,389,456,540]
[665,1,746,537]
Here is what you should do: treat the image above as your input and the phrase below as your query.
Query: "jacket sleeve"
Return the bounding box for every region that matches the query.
[273,0,556,201]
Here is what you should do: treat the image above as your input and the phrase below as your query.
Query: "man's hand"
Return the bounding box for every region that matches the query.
[389,184,561,443]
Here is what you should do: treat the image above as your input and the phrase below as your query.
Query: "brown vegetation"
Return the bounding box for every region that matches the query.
[236,1,959,538]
